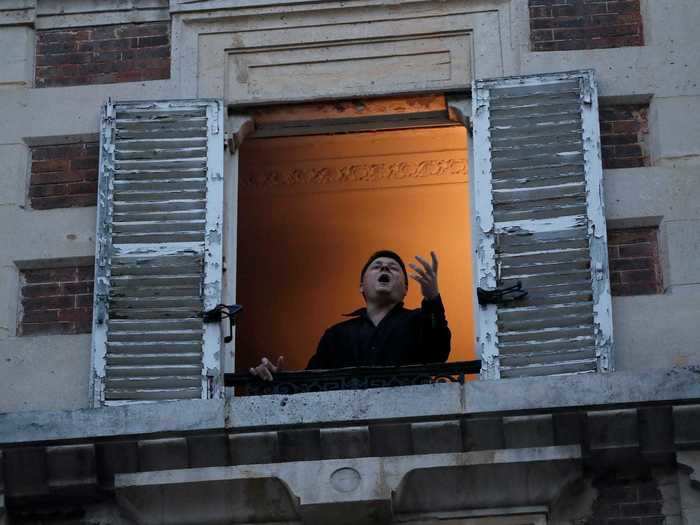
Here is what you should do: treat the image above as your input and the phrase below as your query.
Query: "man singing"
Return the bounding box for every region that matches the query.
[250,250,450,380]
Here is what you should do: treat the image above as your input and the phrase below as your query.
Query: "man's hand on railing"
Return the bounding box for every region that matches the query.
[249,356,284,381]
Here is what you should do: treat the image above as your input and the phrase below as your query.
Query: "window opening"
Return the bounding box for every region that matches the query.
[234,99,476,374]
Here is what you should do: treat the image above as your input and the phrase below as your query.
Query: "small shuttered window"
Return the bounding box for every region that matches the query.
[91,100,224,405]
[472,71,613,379]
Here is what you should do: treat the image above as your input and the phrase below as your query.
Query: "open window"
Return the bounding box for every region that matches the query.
[89,70,613,405]
[234,96,476,373]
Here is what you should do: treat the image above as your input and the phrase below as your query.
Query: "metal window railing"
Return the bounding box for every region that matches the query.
[224,360,482,395]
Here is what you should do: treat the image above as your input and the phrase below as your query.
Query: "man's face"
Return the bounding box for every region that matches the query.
[360,256,407,304]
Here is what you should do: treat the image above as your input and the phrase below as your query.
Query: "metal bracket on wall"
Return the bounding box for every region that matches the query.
[203,304,243,343]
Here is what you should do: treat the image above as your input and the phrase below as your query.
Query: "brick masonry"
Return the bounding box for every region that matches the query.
[588,473,666,524]
[35,21,170,88]
[29,142,99,209]
[19,265,94,336]
[608,227,663,296]
[600,103,650,170]
[529,0,644,52]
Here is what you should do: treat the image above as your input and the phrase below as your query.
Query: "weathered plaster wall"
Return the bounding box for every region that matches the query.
[0,0,698,411]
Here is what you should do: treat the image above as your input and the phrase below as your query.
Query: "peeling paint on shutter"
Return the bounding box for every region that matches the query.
[472,71,613,380]
[91,100,224,405]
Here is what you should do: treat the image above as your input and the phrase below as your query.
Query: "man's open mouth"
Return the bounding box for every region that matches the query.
[378,274,391,283]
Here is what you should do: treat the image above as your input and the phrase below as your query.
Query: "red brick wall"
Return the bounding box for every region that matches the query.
[19,265,94,336]
[29,142,99,209]
[608,227,663,296]
[529,0,644,51]
[600,103,650,169]
[35,21,170,88]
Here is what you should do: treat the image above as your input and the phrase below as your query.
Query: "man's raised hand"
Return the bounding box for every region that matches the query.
[249,356,284,381]
[409,251,440,300]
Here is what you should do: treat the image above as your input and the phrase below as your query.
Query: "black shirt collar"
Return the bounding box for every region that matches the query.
[344,301,405,320]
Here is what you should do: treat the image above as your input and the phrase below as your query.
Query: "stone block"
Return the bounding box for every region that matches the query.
[461,416,504,451]
[673,404,700,449]
[138,438,188,472]
[553,412,585,446]
[0,144,28,207]
[411,421,462,454]
[96,440,138,488]
[651,96,700,166]
[0,26,33,86]
[278,429,321,462]
[638,406,674,462]
[3,447,48,498]
[320,426,370,460]
[229,432,279,465]
[187,433,229,468]
[46,443,96,489]
[503,414,554,449]
[587,409,639,451]
[666,220,700,286]
[369,423,413,457]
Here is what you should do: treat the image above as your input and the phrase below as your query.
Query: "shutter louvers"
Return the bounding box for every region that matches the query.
[473,71,613,379]
[91,100,224,404]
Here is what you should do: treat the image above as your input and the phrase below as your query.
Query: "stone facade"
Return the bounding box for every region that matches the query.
[0,0,699,523]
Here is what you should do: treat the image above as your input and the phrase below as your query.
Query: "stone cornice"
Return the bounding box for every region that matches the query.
[2,367,699,445]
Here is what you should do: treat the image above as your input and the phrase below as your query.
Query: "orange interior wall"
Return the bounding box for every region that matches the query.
[236,126,475,372]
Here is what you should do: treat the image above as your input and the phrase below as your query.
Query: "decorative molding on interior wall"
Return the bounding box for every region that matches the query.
[240,158,468,193]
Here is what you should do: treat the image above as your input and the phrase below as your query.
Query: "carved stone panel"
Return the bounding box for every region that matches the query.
[226,33,472,104]
[184,4,503,104]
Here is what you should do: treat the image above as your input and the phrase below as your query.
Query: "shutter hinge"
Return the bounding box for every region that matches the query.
[210,104,220,135]
[95,294,109,324]
[594,262,605,280]
[104,98,115,124]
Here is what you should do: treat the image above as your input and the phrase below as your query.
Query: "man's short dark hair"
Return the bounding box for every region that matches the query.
[360,250,408,284]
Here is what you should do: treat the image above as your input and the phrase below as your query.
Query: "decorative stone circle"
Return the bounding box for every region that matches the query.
[330,467,361,493]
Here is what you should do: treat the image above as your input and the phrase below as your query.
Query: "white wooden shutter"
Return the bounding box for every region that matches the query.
[472,71,613,379]
[91,99,224,405]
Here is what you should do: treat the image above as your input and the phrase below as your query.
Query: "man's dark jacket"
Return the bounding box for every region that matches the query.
[306,295,451,369]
